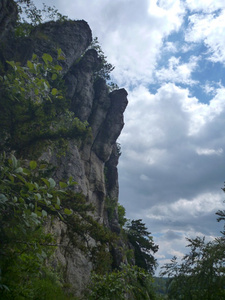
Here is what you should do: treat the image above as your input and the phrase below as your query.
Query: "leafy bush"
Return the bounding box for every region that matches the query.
[0,153,108,298]
[88,264,157,300]
[0,51,90,153]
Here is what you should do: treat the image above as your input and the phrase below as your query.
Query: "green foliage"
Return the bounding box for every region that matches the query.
[0,153,109,298]
[89,37,118,89]
[0,52,90,153]
[153,277,169,299]
[117,204,127,227]
[88,264,157,300]
[105,196,117,221]
[15,0,68,37]
[161,237,225,299]
[160,186,225,300]
[125,219,159,275]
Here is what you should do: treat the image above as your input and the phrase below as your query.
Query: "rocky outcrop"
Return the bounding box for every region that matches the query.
[1,19,92,73]
[0,1,128,296]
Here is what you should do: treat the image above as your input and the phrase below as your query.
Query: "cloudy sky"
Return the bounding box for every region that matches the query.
[34,0,225,273]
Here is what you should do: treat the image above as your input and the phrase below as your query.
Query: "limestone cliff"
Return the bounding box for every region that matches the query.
[0,0,128,295]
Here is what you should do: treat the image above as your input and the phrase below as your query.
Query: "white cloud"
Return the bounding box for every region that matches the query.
[51,0,185,88]
[203,82,217,95]
[185,0,225,12]
[146,193,223,224]
[196,148,223,155]
[185,9,225,64]
[162,41,178,53]
[155,55,199,85]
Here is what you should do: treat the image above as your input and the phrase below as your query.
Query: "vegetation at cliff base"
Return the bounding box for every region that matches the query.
[0,153,93,299]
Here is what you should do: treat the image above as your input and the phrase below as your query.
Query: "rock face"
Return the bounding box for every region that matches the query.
[0,1,128,296]
[0,0,17,40]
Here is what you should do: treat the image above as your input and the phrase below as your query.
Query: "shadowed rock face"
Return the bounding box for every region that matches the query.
[1,18,92,72]
[0,1,128,296]
[0,0,17,40]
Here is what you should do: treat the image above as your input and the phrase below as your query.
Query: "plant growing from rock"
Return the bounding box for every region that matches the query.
[0,51,90,154]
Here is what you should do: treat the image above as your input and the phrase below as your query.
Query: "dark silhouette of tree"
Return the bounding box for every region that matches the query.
[126,219,158,274]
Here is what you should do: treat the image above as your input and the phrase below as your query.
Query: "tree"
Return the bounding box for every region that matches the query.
[125,219,159,274]
[160,236,225,300]
[216,184,225,236]
[160,183,225,300]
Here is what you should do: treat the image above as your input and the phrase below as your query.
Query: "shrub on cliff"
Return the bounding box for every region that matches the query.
[0,51,90,154]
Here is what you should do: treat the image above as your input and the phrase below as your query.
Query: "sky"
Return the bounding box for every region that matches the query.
[34,0,225,274]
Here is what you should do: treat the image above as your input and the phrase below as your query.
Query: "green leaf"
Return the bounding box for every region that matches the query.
[54,64,63,71]
[51,73,57,80]
[40,164,47,169]
[0,194,8,203]
[42,210,48,217]
[27,60,33,69]
[22,168,30,175]
[29,160,37,170]
[32,54,37,60]
[31,212,38,218]
[19,197,25,203]
[59,182,68,189]
[10,155,18,168]
[37,211,42,217]
[7,60,17,71]
[42,178,50,187]
[43,81,49,91]
[58,212,64,220]
[16,174,27,183]
[42,53,53,64]
[15,167,24,174]
[8,174,15,182]
[67,176,77,186]
[64,208,72,215]
[34,193,42,201]
[51,88,58,95]
[34,182,39,189]
[48,178,56,188]
[56,196,61,206]
[26,182,35,191]
[57,48,65,60]
[57,56,65,61]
